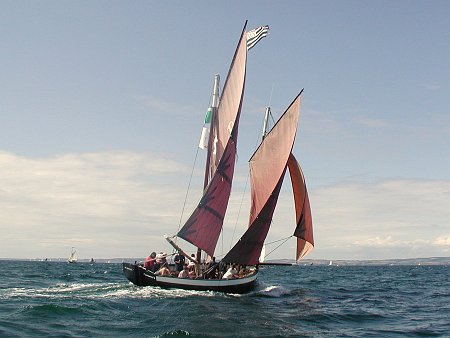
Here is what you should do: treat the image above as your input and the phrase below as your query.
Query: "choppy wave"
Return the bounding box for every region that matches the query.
[2,281,231,302]
[157,330,197,337]
[0,261,449,337]
[251,283,291,297]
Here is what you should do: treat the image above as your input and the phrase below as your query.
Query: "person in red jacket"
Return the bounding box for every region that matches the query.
[144,252,156,271]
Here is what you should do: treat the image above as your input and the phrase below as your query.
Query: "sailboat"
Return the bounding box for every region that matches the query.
[123,22,314,293]
[68,247,77,263]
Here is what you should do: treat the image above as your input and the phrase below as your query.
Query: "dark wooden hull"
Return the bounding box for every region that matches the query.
[122,263,257,294]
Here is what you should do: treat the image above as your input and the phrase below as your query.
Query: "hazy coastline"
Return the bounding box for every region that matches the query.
[2,256,448,266]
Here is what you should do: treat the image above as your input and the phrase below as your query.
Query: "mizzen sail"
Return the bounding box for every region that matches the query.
[177,23,248,257]
[287,153,314,260]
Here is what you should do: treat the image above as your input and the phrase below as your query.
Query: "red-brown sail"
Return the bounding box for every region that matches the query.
[223,93,302,265]
[249,94,301,225]
[287,153,314,260]
[206,26,248,183]
[177,23,247,257]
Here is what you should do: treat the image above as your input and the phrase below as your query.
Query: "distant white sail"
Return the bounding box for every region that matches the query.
[68,247,77,263]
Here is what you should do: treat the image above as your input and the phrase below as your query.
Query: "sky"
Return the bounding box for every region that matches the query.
[1,1,449,261]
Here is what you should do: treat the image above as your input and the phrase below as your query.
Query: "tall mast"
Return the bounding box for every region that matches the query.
[211,74,220,114]
[203,74,220,189]
[262,106,271,140]
[199,74,220,264]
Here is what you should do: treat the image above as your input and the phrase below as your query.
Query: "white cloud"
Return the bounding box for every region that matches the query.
[353,236,430,248]
[1,150,449,261]
[309,179,450,259]
[0,151,192,259]
[354,235,396,247]
[434,236,450,248]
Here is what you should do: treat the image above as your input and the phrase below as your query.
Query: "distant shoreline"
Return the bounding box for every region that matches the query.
[1,256,448,266]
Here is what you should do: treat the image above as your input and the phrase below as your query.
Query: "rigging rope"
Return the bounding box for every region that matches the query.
[265,235,293,246]
[229,171,249,249]
[176,144,201,235]
[264,235,293,259]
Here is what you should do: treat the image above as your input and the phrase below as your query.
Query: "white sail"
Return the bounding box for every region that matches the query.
[68,247,77,263]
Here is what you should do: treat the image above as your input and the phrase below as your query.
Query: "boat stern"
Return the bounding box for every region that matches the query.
[122,262,157,287]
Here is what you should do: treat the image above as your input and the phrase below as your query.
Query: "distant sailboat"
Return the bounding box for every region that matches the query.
[68,247,77,263]
[123,22,314,293]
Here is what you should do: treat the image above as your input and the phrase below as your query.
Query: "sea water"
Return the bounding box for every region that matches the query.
[0,261,449,337]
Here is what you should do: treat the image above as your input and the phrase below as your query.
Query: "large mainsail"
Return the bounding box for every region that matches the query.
[287,153,314,260]
[223,93,302,265]
[177,23,248,257]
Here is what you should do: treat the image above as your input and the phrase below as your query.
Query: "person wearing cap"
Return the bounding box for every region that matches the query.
[155,252,167,264]
[186,253,197,278]
[154,252,167,272]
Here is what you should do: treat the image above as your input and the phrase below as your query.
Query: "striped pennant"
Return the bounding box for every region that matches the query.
[246,25,269,50]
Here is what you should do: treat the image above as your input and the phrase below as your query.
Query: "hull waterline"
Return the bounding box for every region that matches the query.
[123,263,257,294]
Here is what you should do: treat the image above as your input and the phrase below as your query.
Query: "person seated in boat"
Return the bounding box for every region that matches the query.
[156,262,171,276]
[238,265,247,277]
[144,252,156,271]
[174,251,185,272]
[222,264,238,279]
[188,264,196,279]
[204,257,218,279]
[156,252,167,264]
[206,257,216,269]
[153,252,167,272]
[178,263,189,278]
[217,260,227,279]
